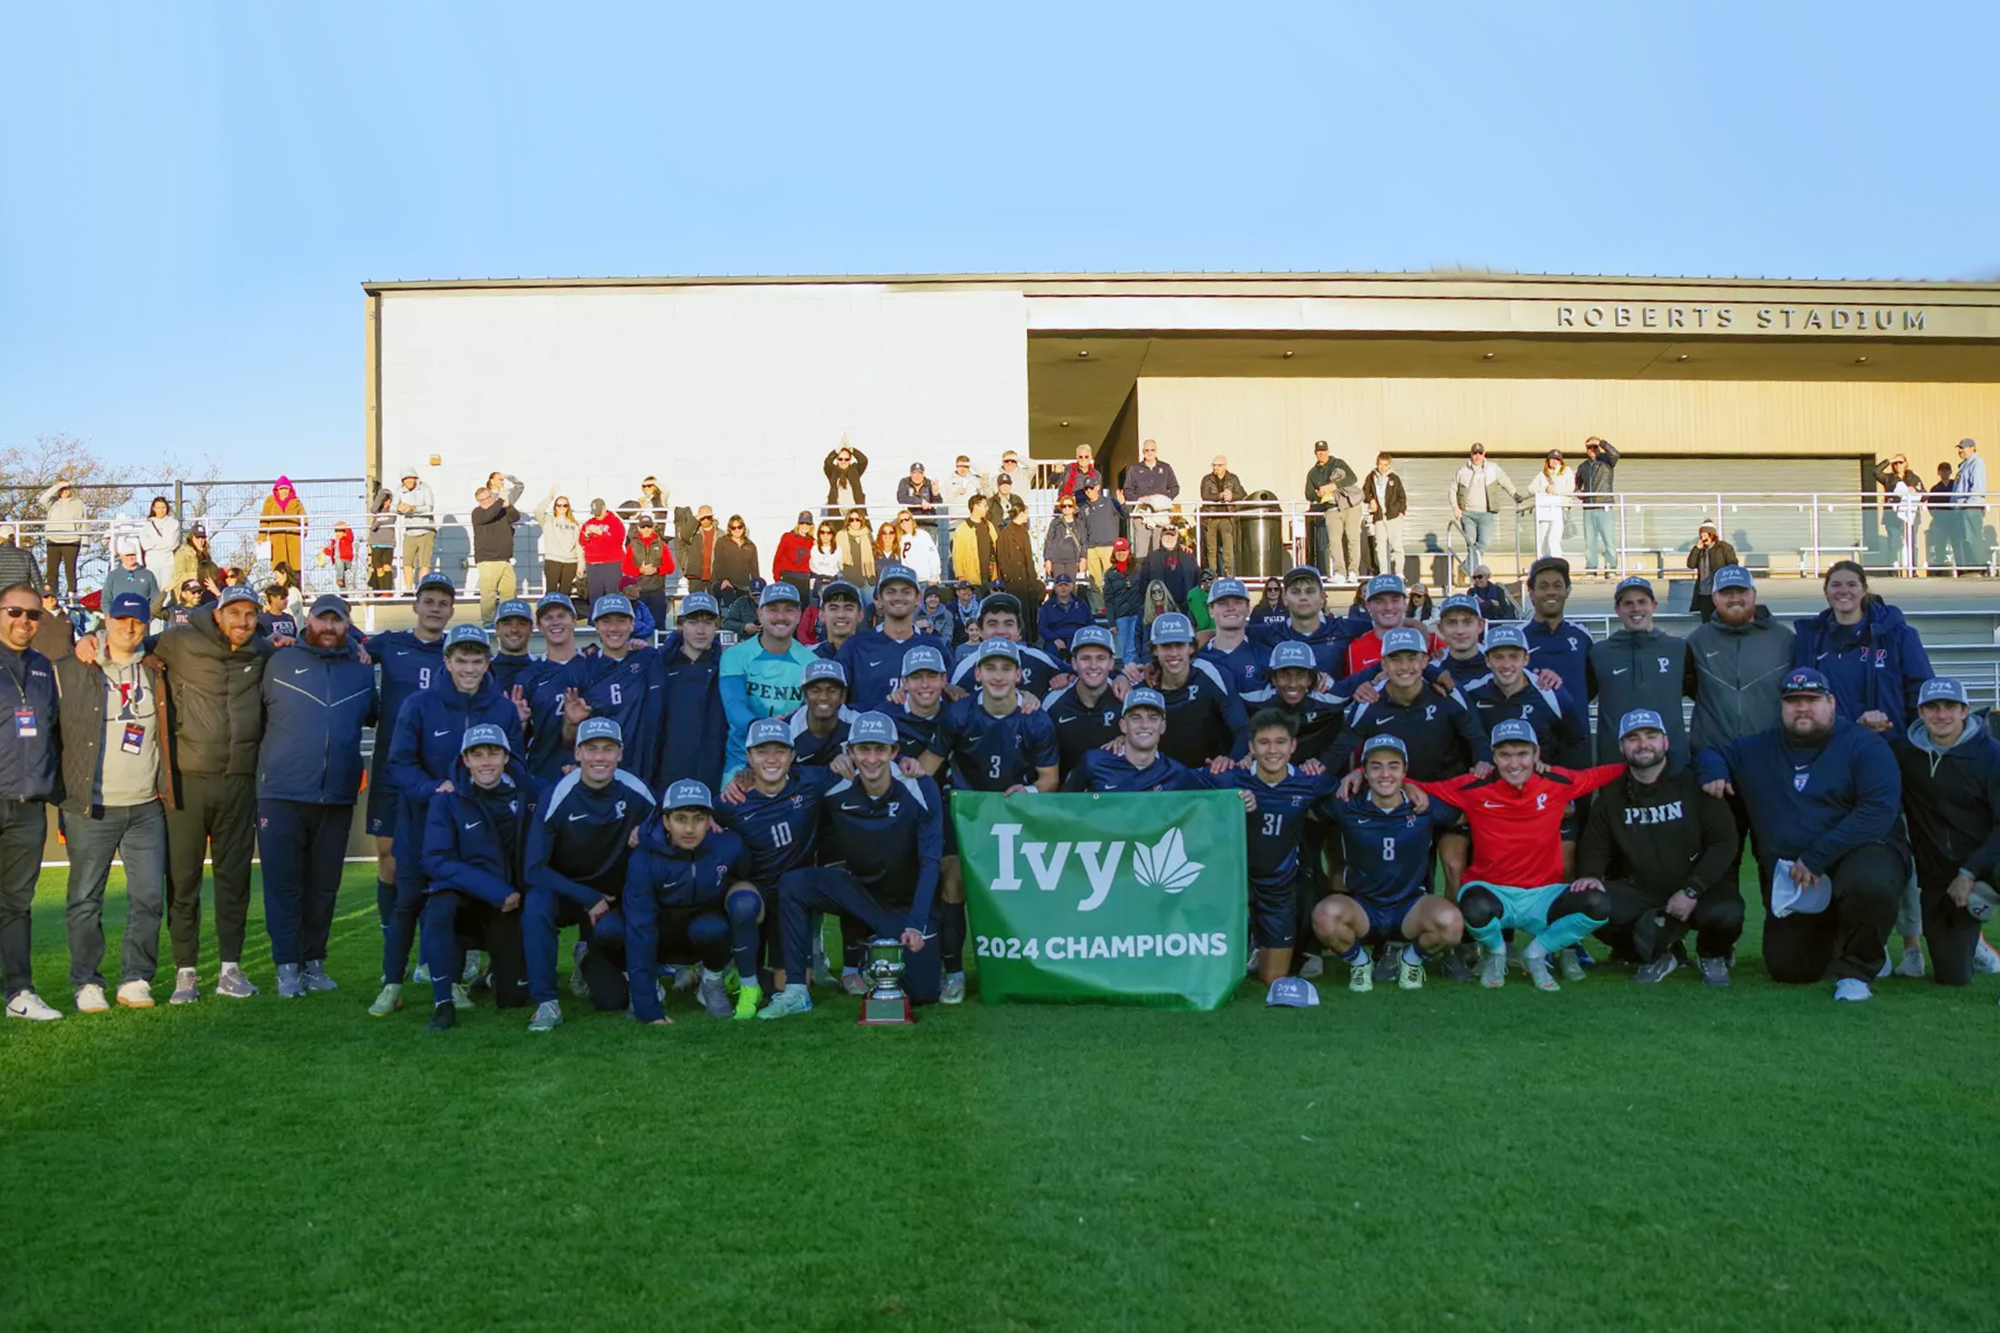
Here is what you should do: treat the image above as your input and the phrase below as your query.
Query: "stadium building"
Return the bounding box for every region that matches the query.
[361,271,2000,579]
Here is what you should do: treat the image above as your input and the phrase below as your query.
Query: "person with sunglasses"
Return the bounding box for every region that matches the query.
[713,514,759,593]
[534,489,582,601]
[1465,563,1517,621]
[0,581,62,1020]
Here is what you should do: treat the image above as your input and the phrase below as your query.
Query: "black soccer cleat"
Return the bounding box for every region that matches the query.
[427,1001,458,1032]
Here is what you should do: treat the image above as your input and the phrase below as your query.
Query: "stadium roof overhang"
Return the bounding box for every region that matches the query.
[361,271,2000,460]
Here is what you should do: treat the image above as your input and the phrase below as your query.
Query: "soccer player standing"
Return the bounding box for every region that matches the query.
[719,582,819,782]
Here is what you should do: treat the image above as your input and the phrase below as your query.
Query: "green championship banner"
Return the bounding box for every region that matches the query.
[953,790,1249,1010]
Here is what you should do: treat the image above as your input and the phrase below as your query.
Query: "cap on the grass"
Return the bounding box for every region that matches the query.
[1618,708,1668,739]
[460,722,510,754]
[1265,976,1320,1008]
[846,711,899,747]
[664,779,713,812]
[746,717,794,749]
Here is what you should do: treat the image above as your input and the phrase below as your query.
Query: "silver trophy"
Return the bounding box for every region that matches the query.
[857,938,914,1026]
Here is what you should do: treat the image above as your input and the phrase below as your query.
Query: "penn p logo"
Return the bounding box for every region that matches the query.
[1131,828,1203,893]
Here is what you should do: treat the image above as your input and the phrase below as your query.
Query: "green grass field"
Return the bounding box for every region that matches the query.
[3,863,1997,1333]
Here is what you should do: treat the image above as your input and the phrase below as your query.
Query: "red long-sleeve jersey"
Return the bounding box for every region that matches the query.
[1412,764,1625,888]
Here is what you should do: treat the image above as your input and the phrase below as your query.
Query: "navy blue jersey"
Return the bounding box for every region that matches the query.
[1237,686,1346,763]
[366,629,446,789]
[1251,605,1291,627]
[1247,613,1365,676]
[1214,765,1340,885]
[1318,793,1461,903]
[258,610,297,641]
[1061,751,1213,793]
[1434,649,1489,687]
[1331,688,1487,779]
[836,626,948,711]
[1524,618,1594,704]
[713,766,838,883]
[819,772,944,930]
[1158,659,1249,767]
[624,818,752,910]
[787,705,855,768]
[490,651,546,700]
[1198,637,1264,695]
[1461,676,1589,765]
[1040,683,1122,776]
[650,634,726,792]
[881,701,947,760]
[927,694,1061,792]
[559,647,659,780]
[523,768,657,907]
[524,652,584,782]
[949,642,1068,702]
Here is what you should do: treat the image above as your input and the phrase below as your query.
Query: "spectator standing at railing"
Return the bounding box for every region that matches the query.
[622,515,675,629]
[259,477,306,577]
[533,490,581,599]
[1685,520,1740,621]
[618,477,670,527]
[715,514,760,592]
[394,466,436,590]
[171,525,219,595]
[1924,462,1955,573]
[1573,437,1621,577]
[1874,455,1922,576]
[138,497,180,593]
[896,510,940,584]
[1139,524,1195,609]
[772,511,815,600]
[1450,444,1521,576]
[470,485,522,624]
[823,440,869,518]
[951,495,997,586]
[37,479,87,600]
[1118,439,1181,560]
[1199,456,1246,578]
[1305,440,1365,585]
[321,522,356,591]
[365,489,396,592]
[679,506,720,595]
[1951,438,1987,572]
[1527,451,1576,560]
[1363,452,1408,584]
[1043,494,1087,581]
[1056,445,1101,500]
[578,500,627,604]
[937,456,987,548]
[105,544,161,618]
[0,526,35,591]
[1103,539,1143,662]
[896,462,942,525]
[838,509,878,588]
[1075,476,1122,586]
[997,498,1042,641]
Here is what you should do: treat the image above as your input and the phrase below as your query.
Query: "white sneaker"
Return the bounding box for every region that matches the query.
[1347,949,1373,994]
[169,968,200,1004]
[74,983,110,1013]
[1298,954,1325,979]
[1894,946,1926,979]
[5,991,62,1021]
[115,980,155,1009]
[939,971,966,1004]
[1973,936,2000,975]
[1834,978,1874,1003]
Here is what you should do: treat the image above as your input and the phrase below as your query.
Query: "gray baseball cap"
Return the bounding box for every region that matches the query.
[460,722,510,754]
[307,593,350,620]
[1438,594,1482,619]
[1364,573,1407,600]
[759,581,802,607]
[1122,687,1168,715]
[679,591,720,618]
[663,779,713,811]
[901,644,947,676]
[976,638,1021,666]
[494,598,533,623]
[1483,625,1529,653]
[590,594,635,622]
[1149,612,1195,645]
[1919,677,1970,706]
[803,659,848,688]
[1711,564,1756,592]
[1613,576,1656,602]
[1380,626,1427,657]
[577,717,623,744]
[1268,641,1317,673]
[218,585,258,608]
[745,717,794,749]
[1618,708,1668,739]
[536,591,575,618]
[1070,626,1116,656]
[846,711,900,747]
[444,624,491,652]
[1361,734,1409,763]
[1489,719,1539,748]
[875,564,919,593]
[1209,577,1250,603]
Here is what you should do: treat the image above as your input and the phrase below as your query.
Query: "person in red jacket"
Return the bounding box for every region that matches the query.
[320,522,357,591]
[621,515,676,630]
[578,500,627,606]
[772,510,815,601]
[1407,719,1625,992]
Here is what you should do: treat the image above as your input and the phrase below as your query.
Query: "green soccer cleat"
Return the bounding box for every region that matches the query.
[756,985,814,1021]
[368,983,404,1017]
[1347,950,1373,994]
[527,1000,563,1033]
[733,984,763,1021]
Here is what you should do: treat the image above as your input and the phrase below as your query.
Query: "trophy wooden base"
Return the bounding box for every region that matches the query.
[857,992,915,1026]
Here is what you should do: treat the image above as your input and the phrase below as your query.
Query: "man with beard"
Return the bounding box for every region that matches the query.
[1573,709,1741,986]
[1697,669,1905,1001]
[1886,678,2000,986]
[836,564,946,710]
[257,595,378,998]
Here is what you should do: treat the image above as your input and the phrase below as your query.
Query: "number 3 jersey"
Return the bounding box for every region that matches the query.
[1410,765,1625,889]
[926,695,1059,792]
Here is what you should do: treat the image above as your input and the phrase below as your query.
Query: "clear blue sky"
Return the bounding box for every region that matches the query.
[3,1,1995,480]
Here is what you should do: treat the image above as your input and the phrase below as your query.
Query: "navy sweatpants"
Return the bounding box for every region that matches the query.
[419,892,529,1008]
[258,799,355,967]
[522,886,631,1008]
[624,885,743,1023]
[777,868,940,1005]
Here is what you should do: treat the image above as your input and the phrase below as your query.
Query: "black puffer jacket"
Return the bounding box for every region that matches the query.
[1891,715,2000,890]
[153,604,274,787]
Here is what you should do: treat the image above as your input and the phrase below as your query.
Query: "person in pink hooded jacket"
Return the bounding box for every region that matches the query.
[260,476,307,575]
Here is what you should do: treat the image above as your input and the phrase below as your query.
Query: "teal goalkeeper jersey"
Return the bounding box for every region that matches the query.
[720,635,819,777]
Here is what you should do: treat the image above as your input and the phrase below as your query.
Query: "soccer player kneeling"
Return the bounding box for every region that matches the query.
[623,780,758,1026]
[759,712,946,1020]
[416,724,536,1031]
[1408,719,1624,991]
[1313,734,1465,992]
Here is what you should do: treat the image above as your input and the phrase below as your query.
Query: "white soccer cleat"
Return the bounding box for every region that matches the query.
[1346,949,1373,994]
